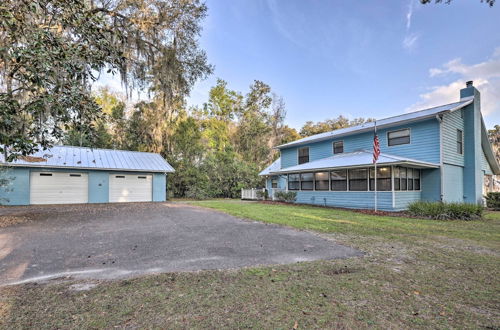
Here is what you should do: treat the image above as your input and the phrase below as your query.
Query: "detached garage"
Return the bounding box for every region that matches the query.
[0,146,174,205]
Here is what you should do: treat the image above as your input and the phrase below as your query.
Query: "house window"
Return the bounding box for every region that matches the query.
[315,172,329,191]
[333,141,344,154]
[298,147,309,164]
[457,129,463,154]
[349,168,368,191]
[369,167,392,191]
[300,173,314,190]
[271,178,278,188]
[331,170,347,191]
[388,128,410,146]
[407,168,414,190]
[414,169,421,190]
[288,174,300,190]
[400,167,407,190]
[394,167,400,191]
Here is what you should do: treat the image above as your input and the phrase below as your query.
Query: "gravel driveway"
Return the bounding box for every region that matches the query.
[0,202,361,285]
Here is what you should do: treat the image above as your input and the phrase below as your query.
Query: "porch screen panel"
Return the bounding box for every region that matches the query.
[394,167,400,190]
[331,170,347,191]
[400,167,407,190]
[369,167,391,191]
[414,169,421,190]
[407,169,414,190]
[301,173,314,190]
[314,172,329,190]
[349,168,368,191]
[288,174,300,190]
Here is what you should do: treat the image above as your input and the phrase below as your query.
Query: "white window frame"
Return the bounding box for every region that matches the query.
[387,128,411,147]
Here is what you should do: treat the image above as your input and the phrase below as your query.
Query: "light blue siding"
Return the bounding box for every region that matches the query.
[153,173,167,201]
[294,191,393,211]
[279,119,440,170]
[462,94,483,203]
[0,167,167,205]
[442,109,464,166]
[394,191,421,210]
[421,169,441,202]
[481,149,493,175]
[0,167,30,205]
[89,171,109,203]
[442,164,464,202]
[280,148,297,168]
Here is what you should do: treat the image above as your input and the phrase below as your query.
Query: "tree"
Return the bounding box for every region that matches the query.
[299,115,374,137]
[488,125,500,162]
[420,0,494,6]
[0,0,212,160]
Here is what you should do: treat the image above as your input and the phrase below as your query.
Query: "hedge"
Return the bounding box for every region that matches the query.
[407,201,483,220]
[274,191,297,203]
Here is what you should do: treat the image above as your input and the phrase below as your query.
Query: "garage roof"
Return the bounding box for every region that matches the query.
[0,145,175,173]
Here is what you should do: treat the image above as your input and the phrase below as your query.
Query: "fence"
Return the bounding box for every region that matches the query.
[241,188,266,200]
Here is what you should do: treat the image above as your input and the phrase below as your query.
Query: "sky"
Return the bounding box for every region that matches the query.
[99,0,500,129]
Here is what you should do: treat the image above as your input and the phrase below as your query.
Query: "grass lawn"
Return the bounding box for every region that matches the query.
[1,200,499,329]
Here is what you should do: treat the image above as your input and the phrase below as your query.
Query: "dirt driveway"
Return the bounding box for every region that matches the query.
[0,202,361,285]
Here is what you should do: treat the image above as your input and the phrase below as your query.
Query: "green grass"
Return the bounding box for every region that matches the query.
[1,200,499,329]
[188,200,500,247]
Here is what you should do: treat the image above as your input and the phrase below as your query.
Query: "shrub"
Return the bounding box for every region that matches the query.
[274,191,297,203]
[407,201,483,220]
[256,190,268,200]
[485,192,500,210]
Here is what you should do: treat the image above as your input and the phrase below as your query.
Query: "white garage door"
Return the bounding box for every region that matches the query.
[30,172,88,205]
[109,174,152,202]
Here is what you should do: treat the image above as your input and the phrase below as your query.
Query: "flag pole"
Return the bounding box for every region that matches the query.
[374,120,378,212]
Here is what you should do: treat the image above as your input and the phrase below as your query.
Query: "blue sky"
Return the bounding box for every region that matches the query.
[99,0,500,129]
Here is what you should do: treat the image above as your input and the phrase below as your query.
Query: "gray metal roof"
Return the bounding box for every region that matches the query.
[277,98,473,149]
[259,158,281,176]
[0,145,175,173]
[269,150,439,174]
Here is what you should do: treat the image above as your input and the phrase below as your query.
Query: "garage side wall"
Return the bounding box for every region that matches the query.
[0,167,30,205]
[153,173,166,202]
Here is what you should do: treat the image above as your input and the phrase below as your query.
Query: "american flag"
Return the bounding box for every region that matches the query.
[373,133,380,164]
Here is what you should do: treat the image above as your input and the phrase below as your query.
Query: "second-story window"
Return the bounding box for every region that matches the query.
[457,129,463,154]
[388,128,410,146]
[298,147,309,164]
[333,141,344,154]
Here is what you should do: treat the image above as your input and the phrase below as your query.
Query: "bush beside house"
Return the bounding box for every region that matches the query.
[485,192,500,210]
[274,191,297,203]
[407,201,483,220]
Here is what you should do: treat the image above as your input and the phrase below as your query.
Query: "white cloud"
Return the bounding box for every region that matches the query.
[407,49,500,117]
[403,0,419,51]
[406,0,414,30]
[403,33,419,51]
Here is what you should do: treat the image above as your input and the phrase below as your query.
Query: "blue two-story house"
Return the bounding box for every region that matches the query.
[259,82,500,211]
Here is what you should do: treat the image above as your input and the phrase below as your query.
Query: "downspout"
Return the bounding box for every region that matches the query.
[436,114,444,201]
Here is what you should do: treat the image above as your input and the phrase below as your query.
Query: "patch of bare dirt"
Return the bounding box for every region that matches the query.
[0,215,30,228]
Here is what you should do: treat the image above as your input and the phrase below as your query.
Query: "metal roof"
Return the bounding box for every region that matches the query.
[259,158,281,176]
[276,98,474,149]
[0,145,175,173]
[269,150,439,174]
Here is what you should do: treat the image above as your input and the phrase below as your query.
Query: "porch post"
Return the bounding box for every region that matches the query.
[391,165,395,209]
